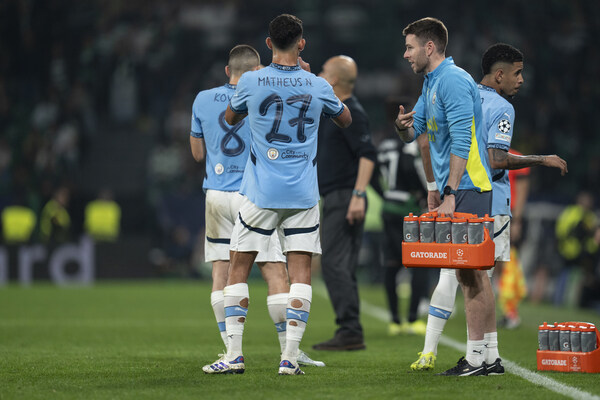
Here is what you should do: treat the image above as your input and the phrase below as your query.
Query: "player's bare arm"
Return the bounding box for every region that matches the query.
[225,104,247,126]
[189,136,206,162]
[394,105,416,142]
[417,134,441,210]
[488,148,568,175]
[332,104,352,128]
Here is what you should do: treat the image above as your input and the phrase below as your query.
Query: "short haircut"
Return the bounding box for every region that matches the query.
[268,14,303,51]
[228,44,260,75]
[481,43,524,75]
[402,17,448,54]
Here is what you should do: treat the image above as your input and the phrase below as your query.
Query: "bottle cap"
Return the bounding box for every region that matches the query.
[435,216,452,222]
[404,213,419,222]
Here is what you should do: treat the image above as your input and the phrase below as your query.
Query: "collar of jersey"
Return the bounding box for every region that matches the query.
[269,63,301,71]
[425,56,454,81]
[478,83,496,93]
[224,83,236,89]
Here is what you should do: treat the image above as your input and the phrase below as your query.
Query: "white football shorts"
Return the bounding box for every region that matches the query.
[204,190,285,263]
[230,196,322,256]
[493,214,511,262]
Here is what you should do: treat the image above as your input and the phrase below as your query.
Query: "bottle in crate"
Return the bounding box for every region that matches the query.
[581,323,597,352]
[538,322,549,350]
[403,213,419,242]
[569,323,581,352]
[558,324,571,351]
[467,217,485,244]
[548,323,559,351]
[435,216,452,243]
[451,216,468,244]
[419,215,435,243]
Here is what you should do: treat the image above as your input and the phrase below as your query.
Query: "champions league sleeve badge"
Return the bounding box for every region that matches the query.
[497,119,511,134]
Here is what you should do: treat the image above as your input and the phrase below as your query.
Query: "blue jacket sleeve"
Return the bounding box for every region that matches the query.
[440,73,473,159]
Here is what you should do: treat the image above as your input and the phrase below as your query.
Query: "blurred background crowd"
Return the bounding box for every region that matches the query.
[1,0,599,310]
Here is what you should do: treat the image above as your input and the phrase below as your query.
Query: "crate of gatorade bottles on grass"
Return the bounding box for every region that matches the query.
[401,211,495,270]
[537,321,600,373]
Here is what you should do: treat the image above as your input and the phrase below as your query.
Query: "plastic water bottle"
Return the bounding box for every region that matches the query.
[419,215,435,243]
[435,216,452,243]
[548,323,559,351]
[467,217,485,244]
[581,323,597,352]
[558,324,571,352]
[451,217,468,244]
[569,323,581,352]
[538,323,549,350]
[403,213,419,242]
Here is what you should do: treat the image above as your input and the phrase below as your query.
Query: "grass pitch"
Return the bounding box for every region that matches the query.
[1,280,599,399]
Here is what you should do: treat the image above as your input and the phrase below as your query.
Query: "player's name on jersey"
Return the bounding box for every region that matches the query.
[213,93,233,102]
[258,76,313,87]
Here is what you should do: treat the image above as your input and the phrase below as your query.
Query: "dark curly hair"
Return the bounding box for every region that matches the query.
[481,43,524,75]
[268,14,303,51]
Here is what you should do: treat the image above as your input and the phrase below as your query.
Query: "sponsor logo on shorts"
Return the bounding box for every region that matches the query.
[215,163,224,175]
[267,148,279,160]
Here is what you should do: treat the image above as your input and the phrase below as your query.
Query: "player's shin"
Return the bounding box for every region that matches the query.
[210,290,228,350]
[224,283,249,360]
[282,283,312,363]
[267,292,289,353]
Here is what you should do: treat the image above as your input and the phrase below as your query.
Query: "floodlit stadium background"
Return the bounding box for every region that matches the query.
[0,0,599,311]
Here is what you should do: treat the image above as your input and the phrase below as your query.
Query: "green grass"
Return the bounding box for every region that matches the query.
[1,280,599,399]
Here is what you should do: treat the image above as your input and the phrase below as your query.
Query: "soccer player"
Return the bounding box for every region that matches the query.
[219,14,351,375]
[190,44,324,374]
[395,17,494,376]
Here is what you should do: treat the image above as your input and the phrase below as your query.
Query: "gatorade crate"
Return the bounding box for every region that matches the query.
[537,326,600,373]
[401,223,495,270]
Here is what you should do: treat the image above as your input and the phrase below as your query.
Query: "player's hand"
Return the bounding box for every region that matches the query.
[346,196,366,225]
[432,195,455,218]
[542,155,568,176]
[298,57,311,72]
[427,190,441,212]
[394,105,416,131]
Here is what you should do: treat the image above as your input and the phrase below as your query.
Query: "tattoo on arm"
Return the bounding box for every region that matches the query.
[491,148,544,169]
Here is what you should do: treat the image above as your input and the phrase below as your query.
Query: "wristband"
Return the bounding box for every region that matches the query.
[426,181,438,191]
[352,189,366,198]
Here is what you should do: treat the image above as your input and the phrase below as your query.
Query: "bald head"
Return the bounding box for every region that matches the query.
[319,55,357,97]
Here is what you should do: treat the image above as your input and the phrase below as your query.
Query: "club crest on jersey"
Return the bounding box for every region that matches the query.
[214,163,224,175]
[267,148,279,160]
[497,119,511,134]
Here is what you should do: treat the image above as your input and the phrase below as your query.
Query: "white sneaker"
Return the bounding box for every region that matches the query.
[203,355,245,374]
[279,359,305,375]
[297,350,325,367]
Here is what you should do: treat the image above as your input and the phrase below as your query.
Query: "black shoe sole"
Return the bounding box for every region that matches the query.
[312,343,366,351]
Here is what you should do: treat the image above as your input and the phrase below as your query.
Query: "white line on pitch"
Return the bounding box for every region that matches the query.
[315,286,599,400]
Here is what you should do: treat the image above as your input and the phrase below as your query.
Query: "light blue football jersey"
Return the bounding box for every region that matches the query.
[412,57,491,194]
[230,63,344,209]
[191,83,250,192]
[479,83,516,217]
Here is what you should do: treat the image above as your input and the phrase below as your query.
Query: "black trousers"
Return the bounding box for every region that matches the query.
[321,188,365,337]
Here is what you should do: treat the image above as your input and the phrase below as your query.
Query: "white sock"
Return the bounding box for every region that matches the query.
[224,283,249,360]
[466,339,486,367]
[267,293,288,354]
[422,269,459,355]
[210,290,228,350]
[484,331,500,364]
[282,283,312,363]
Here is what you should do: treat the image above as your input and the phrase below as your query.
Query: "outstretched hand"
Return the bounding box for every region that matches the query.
[543,155,568,176]
[395,105,416,131]
[298,57,311,72]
